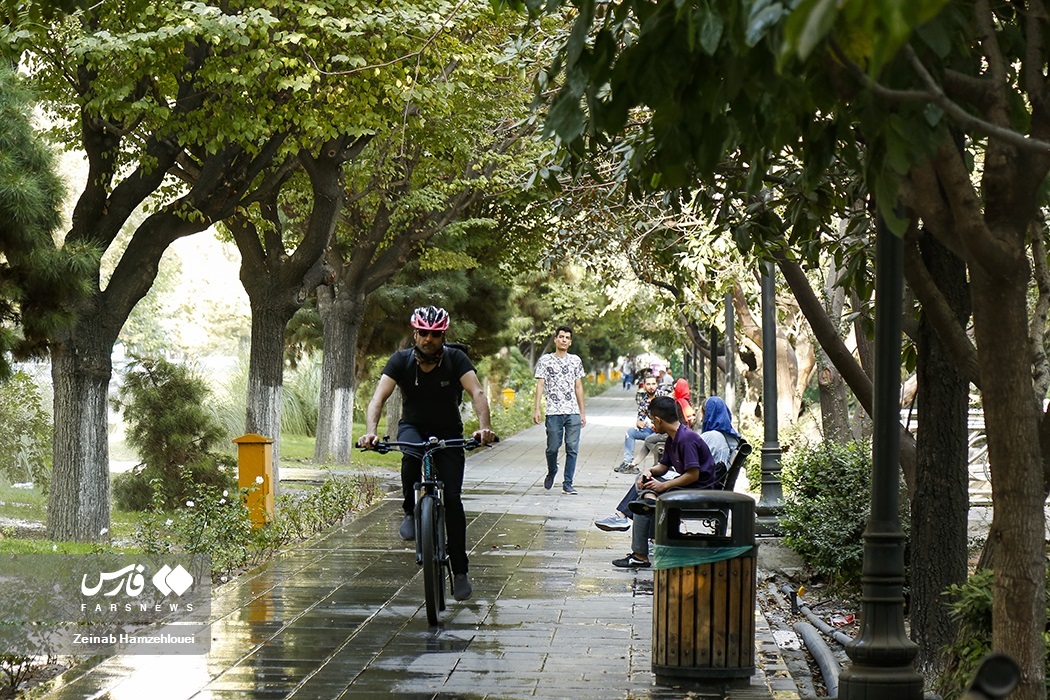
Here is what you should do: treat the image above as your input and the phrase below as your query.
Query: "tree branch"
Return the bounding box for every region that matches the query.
[1025,0,1049,110]
[829,41,1050,155]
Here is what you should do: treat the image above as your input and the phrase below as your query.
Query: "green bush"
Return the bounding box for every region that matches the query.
[779,439,906,588]
[0,371,52,493]
[112,357,236,510]
[209,352,321,440]
[134,483,254,579]
[476,347,535,395]
[133,472,382,581]
[935,568,1050,699]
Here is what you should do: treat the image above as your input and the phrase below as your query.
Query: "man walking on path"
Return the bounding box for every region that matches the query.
[533,325,587,494]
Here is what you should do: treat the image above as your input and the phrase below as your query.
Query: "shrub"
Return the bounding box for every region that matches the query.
[779,439,906,588]
[935,568,1050,699]
[134,483,254,579]
[0,371,52,493]
[476,347,535,395]
[111,357,235,510]
[132,472,383,582]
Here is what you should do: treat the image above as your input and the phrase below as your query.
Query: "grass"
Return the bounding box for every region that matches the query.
[281,425,403,470]
[0,426,399,556]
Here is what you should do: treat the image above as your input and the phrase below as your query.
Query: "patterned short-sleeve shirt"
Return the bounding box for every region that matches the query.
[534,353,585,415]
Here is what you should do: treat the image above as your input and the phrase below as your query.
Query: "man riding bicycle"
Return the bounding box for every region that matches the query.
[357,306,496,602]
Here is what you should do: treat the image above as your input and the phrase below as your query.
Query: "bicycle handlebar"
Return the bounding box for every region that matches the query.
[359,435,499,455]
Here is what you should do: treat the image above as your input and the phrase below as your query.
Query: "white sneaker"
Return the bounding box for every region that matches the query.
[594,513,630,531]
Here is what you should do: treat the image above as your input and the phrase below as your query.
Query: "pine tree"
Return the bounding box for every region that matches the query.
[0,66,90,377]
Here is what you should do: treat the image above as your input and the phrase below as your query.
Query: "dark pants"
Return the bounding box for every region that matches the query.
[398,423,468,575]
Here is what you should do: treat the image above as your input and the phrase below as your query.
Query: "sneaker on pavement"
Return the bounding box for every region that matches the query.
[562,485,578,495]
[612,553,651,568]
[398,514,415,541]
[614,463,640,474]
[543,471,556,490]
[594,513,630,531]
[452,573,473,601]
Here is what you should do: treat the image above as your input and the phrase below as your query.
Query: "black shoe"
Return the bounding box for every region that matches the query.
[562,485,578,495]
[627,498,655,517]
[543,471,556,490]
[453,573,473,601]
[612,553,651,568]
[398,514,415,540]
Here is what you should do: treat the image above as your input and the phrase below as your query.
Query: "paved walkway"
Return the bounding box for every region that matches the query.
[42,389,799,700]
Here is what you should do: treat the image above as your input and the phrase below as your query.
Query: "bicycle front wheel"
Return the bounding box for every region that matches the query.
[420,495,442,626]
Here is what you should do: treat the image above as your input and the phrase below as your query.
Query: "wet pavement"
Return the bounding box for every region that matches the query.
[42,389,800,699]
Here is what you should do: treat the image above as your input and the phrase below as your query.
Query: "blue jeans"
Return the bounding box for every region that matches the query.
[545,414,581,488]
[623,427,653,462]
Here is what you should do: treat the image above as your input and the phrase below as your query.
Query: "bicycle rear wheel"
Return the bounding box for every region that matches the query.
[420,496,442,626]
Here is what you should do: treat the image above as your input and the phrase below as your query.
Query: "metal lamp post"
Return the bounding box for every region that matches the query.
[839,224,923,698]
[755,261,783,534]
[725,292,736,409]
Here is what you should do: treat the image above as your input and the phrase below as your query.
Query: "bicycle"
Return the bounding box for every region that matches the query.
[360,435,493,626]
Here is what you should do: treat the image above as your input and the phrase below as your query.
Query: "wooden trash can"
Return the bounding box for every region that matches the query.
[652,491,757,684]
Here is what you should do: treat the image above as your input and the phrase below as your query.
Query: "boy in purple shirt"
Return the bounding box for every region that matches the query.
[612,395,720,568]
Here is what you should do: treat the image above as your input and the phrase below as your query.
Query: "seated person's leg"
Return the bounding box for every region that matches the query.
[595,484,639,531]
[643,432,666,467]
[612,510,653,567]
[616,484,640,517]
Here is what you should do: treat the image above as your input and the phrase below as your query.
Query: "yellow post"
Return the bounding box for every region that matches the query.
[501,388,516,406]
[233,433,274,528]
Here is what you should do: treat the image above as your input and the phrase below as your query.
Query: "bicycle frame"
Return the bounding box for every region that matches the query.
[362,436,481,625]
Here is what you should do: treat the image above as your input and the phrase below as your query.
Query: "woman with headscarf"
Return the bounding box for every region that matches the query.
[672,377,696,427]
[697,395,741,465]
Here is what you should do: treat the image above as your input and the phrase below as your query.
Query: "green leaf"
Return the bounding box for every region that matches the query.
[745,1,785,48]
[699,10,723,56]
[914,18,950,58]
[783,0,838,60]
[545,90,586,142]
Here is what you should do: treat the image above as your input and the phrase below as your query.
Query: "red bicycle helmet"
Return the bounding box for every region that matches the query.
[410,306,450,332]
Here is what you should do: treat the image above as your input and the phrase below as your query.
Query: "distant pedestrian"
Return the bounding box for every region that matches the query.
[533,325,587,494]
[621,356,634,389]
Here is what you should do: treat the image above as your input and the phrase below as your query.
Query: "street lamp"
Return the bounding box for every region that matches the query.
[838,223,923,698]
[756,261,783,535]
[725,292,736,410]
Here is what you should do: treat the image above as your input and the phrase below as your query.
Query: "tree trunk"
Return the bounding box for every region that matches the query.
[314,285,366,464]
[911,234,970,678]
[817,260,851,442]
[970,259,1047,700]
[46,323,114,542]
[387,387,403,438]
[245,304,292,486]
[775,328,799,426]
[818,363,852,443]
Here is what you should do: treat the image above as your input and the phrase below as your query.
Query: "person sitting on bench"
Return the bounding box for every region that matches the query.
[609,395,721,568]
[595,395,740,536]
